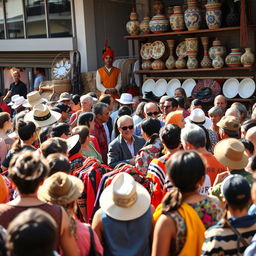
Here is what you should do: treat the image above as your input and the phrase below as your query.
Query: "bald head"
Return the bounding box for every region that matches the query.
[214,95,227,111]
[225,108,240,120]
[144,102,159,119]
[246,126,256,154]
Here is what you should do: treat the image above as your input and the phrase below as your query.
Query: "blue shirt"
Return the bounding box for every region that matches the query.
[134,120,165,137]
[34,74,44,90]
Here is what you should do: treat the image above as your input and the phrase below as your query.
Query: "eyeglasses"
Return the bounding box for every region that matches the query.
[147,112,159,116]
[121,125,134,131]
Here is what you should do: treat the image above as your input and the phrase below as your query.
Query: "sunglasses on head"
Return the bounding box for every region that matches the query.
[121,125,134,131]
[147,112,159,116]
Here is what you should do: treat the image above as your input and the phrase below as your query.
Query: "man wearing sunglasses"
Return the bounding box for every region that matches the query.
[108,115,145,168]
[162,97,178,121]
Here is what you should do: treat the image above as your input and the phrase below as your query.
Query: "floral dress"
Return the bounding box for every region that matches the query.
[135,138,163,176]
[167,196,222,254]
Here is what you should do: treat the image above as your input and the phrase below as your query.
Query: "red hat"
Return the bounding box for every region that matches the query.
[102,40,114,60]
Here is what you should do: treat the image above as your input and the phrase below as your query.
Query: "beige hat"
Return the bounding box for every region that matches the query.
[38,172,84,206]
[100,172,151,221]
[214,138,248,170]
[23,91,44,108]
[217,116,240,131]
[24,104,61,127]
[58,92,71,102]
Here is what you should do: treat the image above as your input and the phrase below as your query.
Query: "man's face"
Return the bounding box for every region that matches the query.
[209,114,221,125]
[99,107,110,123]
[81,99,93,112]
[145,104,159,119]
[13,73,20,83]
[118,119,134,141]
[163,101,174,115]
[104,56,113,67]
[214,97,227,111]
[159,98,166,114]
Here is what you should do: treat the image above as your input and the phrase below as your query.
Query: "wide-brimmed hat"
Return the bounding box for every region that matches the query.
[116,93,134,105]
[24,104,61,127]
[214,138,248,170]
[66,134,80,152]
[11,96,27,109]
[100,172,151,221]
[8,95,20,106]
[58,92,71,102]
[38,172,84,206]
[23,91,44,108]
[221,174,251,205]
[187,108,212,129]
[217,116,240,131]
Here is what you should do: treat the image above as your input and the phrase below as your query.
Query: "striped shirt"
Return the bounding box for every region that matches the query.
[202,215,256,256]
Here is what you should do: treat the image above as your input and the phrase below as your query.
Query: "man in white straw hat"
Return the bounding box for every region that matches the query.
[92,172,153,256]
[22,91,45,109]
[11,96,27,114]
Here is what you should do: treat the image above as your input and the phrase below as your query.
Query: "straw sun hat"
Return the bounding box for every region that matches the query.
[99,172,151,221]
[23,91,44,108]
[38,172,84,206]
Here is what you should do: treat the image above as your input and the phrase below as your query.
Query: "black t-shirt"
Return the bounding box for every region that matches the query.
[2,145,36,168]
[9,80,27,98]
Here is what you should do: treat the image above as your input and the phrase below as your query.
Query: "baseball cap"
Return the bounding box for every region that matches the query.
[221,174,251,206]
[217,116,240,131]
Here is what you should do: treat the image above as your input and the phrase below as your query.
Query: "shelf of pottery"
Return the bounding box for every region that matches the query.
[124,0,256,101]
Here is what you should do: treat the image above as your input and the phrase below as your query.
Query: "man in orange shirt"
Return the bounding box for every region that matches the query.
[96,41,121,99]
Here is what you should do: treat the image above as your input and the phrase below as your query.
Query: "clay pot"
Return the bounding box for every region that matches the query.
[149,11,169,33]
[184,0,201,31]
[212,51,224,68]
[225,48,242,67]
[241,48,255,67]
[175,57,186,69]
[151,59,165,70]
[126,9,140,36]
[200,37,211,68]
[165,39,176,69]
[141,60,152,70]
[205,3,222,29]
[185,37,198,55]
[170,6,185,32]
[209,38,226,60]
[140,16,150,34]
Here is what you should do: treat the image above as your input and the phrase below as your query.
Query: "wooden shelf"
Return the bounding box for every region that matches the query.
[227,98,255,102]
[135,67,254,74]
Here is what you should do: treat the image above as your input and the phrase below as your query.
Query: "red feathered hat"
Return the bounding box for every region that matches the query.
[102,40,114,60]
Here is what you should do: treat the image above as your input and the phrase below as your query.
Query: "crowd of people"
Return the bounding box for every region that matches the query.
[0,47,256,255]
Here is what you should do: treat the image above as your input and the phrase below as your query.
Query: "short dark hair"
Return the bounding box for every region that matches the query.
[250,154,256,172]
[49,123,70,138]
[93,102,108,116]
[0,112,10,129]
[39,126,51,143]
[166,97,178,108]
[9,151,49,194]
[239,138,254,155]
[46,153,71,176]
[17,120,36,141]
[72,94,81,105]
[99,94,113,105]
[222,128,239,138]
[160,124,181,150]
[72,125,90,144]
[241,119,256,133]
[174,96,185,109]
[55,103,70,113]
[78,112,95,127]
[41,137,68,158]
[191,99,203,108]
[6,209,57,256]
[141,118,161,137]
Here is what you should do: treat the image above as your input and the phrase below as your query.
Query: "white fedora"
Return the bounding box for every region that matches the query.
[23,91,44,108]
[116,93,134,105]
[99,172,151,221]
[187,108,212,129]
[24,104,61,127]
[11,96,27,109]
[8,95,20,106]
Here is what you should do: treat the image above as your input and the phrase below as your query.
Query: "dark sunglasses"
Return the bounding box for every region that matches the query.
[147,112,159,116]
[121,125,134,131]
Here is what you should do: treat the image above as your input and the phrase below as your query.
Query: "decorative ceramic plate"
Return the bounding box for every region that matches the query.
[153,79,167,97]
[52,58,72,80]
[166,79,181,97]
[140,43,152,60]
[222,78,239,98]
[142,79,155,96]
[151,41,165,60]
[176,41,187,58]
[182,79,196,97]
[239,78,255,98]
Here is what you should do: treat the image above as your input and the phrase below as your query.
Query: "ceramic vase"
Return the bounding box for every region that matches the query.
[184,0,201,31]
[205,3,222,29]
[225,48,242,67]
[151,59,165,70]
[241,48,255,67]
[170,6,185,32]
[185,38,198,69]
[200,37,211,68]
[153,0,164,15]
[149,10,169,33]
[140,16,150,34]
[187,55,198,69]
[225,0,240,27]
[175,57,186,69]
[126,9,140,36]
[212,51,224,68]
[165,40,176,69]
[209,38,226,60]
[141,60,152,70]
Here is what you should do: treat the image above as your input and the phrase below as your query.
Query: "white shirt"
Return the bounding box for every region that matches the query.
[124,137,135,157]
[96,66,122,93]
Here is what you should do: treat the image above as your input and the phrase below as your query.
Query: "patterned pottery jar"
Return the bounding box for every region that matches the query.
[140,16,150,34]
[141,60,152,70]
[126,9,140,36]
[209,38,226,60]
[200,37,211,68]
[225,48,242,67]
[175,57,186,69]
[170,6,185,32]
[187,55,198,69]
[151,59,165,70]
[241,48,255,67]
[212,51,224,68]
[205,3,222,29]
[149,11,169,33]
[184,0,201,31]
[165,39,176,69]
[185,37,198,55]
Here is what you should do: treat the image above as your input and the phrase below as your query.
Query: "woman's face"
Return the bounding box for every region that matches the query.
[174,89,183,97]
[209,114,221,125]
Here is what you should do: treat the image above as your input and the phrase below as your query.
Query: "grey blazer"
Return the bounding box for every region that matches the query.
[107,135,145,169]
